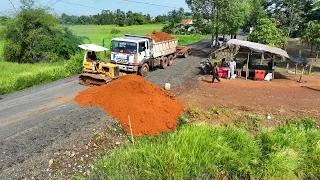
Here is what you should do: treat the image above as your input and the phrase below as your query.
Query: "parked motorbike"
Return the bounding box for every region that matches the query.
[200,58,213,74]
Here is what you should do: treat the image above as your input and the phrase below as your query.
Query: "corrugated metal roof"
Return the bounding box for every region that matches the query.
[226,39,290,59]
[180,19,193,25]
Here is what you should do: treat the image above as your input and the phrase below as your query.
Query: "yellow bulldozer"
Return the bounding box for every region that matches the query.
[78,44,121,86]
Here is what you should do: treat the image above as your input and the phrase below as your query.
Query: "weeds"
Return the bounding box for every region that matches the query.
[91,120,320,179]
[186,104,203,118]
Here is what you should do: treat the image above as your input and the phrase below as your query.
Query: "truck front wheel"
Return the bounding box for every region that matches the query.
[161,57,168,69]
[139,63,149,77]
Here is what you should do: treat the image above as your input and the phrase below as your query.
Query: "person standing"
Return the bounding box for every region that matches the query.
[212,62,221,83]
[228,58,236,79]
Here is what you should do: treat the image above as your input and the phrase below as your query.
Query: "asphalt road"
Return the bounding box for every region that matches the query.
[0,40,209,179]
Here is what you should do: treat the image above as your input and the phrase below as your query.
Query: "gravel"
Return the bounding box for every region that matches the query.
[0,39,211,179]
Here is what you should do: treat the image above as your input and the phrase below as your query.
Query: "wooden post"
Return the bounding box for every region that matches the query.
[246,53,249,80]
[260,53,264,65]
[298,66,305,83]
[295,63,298,75]
[308,59,314,75]
[272,55,275,80]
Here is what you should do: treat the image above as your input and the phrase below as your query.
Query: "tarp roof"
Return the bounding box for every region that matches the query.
[78,44,108,52]
[226,39,290,59]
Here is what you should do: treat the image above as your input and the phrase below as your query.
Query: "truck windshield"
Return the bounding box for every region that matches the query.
[111,41,137,54]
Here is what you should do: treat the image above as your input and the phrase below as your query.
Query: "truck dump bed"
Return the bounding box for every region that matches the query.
[151,39,178,58]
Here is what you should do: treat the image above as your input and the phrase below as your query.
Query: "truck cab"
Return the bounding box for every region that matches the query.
[110,36,151,73]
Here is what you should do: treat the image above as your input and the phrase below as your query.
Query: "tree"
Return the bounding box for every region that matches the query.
[3,8,83,63]
[114,9,126,26]
[168,8,185,23]
[220,0,251,38]
[154,15,168,23]
[247,18,288,47]
[301,21,320,54]
[186,0,251,48]
[185,0,219,48]
[266,0,311,37]
[246,0,266,28]
[20,0,35,10]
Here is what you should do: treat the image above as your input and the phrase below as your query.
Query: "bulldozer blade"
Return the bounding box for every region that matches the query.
[79,73,112,86]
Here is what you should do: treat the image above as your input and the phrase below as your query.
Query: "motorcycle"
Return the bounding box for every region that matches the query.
[200,58,213,74]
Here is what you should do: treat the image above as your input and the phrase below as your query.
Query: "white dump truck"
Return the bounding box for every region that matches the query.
[108,34,191,77]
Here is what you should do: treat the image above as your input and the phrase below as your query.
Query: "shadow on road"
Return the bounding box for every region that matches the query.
[301,86,320,92]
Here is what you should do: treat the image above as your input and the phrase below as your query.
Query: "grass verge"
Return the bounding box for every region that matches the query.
[91,119,319,179]
[0,53,82,95]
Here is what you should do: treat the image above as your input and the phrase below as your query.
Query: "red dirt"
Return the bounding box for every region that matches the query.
[75,75,184,137]
[145,30,175,42]
[174,74,320,121]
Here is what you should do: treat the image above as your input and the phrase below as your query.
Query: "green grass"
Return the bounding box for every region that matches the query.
[69,24,165,35]
[91,119,320,179]
[0,24,206,95]
[0,61,71,95]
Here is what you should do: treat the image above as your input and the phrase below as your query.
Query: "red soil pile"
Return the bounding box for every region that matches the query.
[145,30,175,42]
[75,75,183,137]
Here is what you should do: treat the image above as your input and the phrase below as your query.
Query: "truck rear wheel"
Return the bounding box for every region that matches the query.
[168,55,174,66]
[161,57,168,69]
[139,63,149,77]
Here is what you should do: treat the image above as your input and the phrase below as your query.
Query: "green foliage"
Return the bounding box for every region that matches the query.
[3,8,83,63]
[0,61,70,95]
[110,28,121,34]
[245,0,266,28]
[263,0,319,37]
[161,21,175,34]
[92,125,260,179]
[64,53,84,75]
[301,21,320,52]
[168,8,185,24]
[174,34,202,46]
[247,18,288,47]
[91,121,320,179]
[186,104,202,118]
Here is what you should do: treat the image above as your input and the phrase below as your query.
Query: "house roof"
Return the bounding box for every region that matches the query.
[180,19,193,25]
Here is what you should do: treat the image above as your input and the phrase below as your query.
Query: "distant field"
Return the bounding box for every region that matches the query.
[68,24,165,35]
[70,24,204,48]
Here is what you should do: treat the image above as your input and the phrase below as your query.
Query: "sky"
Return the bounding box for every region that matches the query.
[0,0,190,17]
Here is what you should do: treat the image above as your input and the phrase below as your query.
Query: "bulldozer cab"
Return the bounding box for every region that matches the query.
[78,44,108,63]
[78,44,121,86]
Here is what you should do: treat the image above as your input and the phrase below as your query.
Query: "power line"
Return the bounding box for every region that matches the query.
[46,0,54,6]
[8,0,17,13]
[49,0,62,7]
[122,0,182,9]
[57,0,105,11]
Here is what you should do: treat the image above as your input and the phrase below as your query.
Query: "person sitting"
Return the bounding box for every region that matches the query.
[220,58,226,67]
[87,52,92,62]
[91,51,97,61]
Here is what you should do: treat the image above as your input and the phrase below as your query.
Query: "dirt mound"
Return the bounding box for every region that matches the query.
[75,75,183,137]
[145,30,175,42]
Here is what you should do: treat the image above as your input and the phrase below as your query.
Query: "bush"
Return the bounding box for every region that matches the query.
[110,28,121,34]
[91,119,320,179]
[3,8,83,63]
[64,53,84,75]
[247,18,287,48]
[162,21,175,34]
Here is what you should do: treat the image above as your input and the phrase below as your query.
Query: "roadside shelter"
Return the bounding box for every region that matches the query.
[215,39,297,80]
